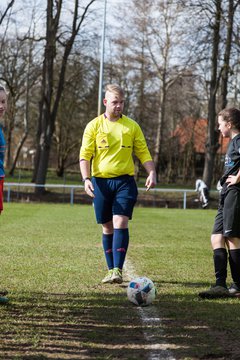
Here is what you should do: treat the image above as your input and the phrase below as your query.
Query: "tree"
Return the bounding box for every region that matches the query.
[53,52,99,176]
[202,0,222,188]
[32,0,96,193]
[219,0,235,109]
[202,0,238,188]
[8,37,34,175]
[110,0,193,181]
[142,0,191,179]
[0,1,42,175]
[0,36,40,172]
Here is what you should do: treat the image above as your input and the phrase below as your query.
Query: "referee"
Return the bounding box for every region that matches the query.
[80,84,156,284]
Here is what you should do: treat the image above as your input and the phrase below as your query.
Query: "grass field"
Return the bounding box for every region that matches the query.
[1,203,240,359]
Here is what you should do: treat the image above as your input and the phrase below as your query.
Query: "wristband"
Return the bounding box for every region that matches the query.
[83,177,91,182]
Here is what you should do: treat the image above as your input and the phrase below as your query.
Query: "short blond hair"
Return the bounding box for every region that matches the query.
[105,84,124,97]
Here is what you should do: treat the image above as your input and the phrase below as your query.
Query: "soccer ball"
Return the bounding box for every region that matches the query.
[127,276,156,306]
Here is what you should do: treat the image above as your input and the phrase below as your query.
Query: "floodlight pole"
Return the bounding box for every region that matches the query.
[97,0,107,116]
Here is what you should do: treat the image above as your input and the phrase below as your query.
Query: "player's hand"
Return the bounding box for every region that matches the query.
[84,179,95,198]
[226,175,239,187]
[145,173,157,191]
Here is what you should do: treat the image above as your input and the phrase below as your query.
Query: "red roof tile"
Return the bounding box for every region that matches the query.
[173,117,229,154]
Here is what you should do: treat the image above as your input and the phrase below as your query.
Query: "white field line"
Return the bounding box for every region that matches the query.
[124,259,176,360]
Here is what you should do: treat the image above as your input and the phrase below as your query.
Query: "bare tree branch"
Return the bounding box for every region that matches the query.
[0,0,15,25]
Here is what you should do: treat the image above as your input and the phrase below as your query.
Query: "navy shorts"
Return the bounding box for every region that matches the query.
[91,175,138,224]
[212,186,240,237]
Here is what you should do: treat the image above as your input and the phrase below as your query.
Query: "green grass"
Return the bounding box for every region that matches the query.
[0,204,240,359]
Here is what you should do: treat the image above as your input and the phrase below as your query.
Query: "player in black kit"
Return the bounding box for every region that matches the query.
[199,108,240,298]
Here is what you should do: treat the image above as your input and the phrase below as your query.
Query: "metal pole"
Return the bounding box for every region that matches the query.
[183,191,187,209]
[70,187,74,206]
[7,185,11,203]
[97,0,107,116]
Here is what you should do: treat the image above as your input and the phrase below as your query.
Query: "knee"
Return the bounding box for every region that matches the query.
[102,221,113,234]
[228,237,240,249]
[113,215,129,229]
[211,234,225,249]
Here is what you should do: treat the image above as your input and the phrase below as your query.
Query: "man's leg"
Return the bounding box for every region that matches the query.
[91,177,114,283]
[101,221,114,284]
[111,215,129,283]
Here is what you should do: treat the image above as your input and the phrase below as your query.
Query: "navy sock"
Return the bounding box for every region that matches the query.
[213,248,227,287]
[102,233,113,270]
[113,228,129,270]
[229,249,240,286]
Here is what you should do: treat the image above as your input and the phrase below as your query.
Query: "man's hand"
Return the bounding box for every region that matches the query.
[145,172,157,191]
[84,179,95,198]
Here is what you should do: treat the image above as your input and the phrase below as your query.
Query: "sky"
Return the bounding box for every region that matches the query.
[0,0,128,25]
[0,0,129,43]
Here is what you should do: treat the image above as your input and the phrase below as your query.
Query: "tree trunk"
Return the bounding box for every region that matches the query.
[9,131,28,176]
[36,135,52,188]
[34,0,61,194]
[153,88,166,181]
[219,0,234,109]
[33,0,96,194]
[203,0,222,189]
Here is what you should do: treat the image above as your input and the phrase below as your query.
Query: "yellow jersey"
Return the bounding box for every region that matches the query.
[80,114,152,178]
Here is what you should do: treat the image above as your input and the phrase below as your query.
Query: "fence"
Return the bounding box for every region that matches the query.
[4,182,82,207]
[3,182,205,209]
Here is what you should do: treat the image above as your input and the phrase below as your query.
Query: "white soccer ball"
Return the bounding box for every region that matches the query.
[127,276,156,306]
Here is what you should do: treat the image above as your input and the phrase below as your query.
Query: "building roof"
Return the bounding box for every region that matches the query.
[173,117,229,154]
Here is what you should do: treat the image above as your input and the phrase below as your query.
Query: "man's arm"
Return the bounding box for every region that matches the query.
[142,160,157,191]
[79,159,95,198]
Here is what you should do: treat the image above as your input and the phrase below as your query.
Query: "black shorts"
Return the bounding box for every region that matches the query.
[212,186,240,237]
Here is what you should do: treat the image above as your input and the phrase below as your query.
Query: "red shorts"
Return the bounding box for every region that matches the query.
[0,178,4,213]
